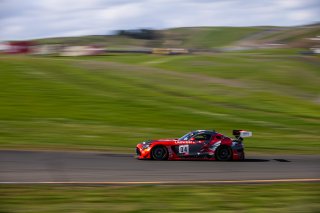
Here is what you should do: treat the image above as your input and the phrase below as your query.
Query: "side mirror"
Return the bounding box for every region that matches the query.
[190,137,195,141]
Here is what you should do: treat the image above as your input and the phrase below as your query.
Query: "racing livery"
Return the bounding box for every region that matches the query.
[136,130,252,161]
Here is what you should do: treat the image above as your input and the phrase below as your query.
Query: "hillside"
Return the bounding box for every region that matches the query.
[32,25,320,49]
[34,27,266,49]
[0,50,319,153]
[234,24,320,48]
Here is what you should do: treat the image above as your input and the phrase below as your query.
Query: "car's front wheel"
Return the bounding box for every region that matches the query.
[151,146,168,160]
[215,146,232,161]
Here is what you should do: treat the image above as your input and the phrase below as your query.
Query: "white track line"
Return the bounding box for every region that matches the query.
[1,178,320,185]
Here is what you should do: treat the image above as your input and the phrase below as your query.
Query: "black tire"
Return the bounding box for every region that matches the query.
[239,152,245,161]
[215,146,232,161]
[151,146,168,160]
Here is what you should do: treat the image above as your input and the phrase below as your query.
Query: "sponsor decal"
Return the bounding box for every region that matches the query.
[175,141,196,144]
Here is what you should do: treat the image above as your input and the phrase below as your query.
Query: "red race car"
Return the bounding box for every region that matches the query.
[136,130,252,161]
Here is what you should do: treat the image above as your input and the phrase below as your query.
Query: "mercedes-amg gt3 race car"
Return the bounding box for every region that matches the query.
[136,130,252,161]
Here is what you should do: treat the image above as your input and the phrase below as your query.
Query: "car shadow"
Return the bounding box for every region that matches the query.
[273,158,291,162]
[242,159,270,162]
[240,158,291,162]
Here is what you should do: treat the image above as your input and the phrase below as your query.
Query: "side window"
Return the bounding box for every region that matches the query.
[194,133,211,141]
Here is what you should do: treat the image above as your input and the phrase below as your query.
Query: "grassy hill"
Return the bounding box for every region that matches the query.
[32,24,320,49]
[34,27,267,48]
[0,49,319,153]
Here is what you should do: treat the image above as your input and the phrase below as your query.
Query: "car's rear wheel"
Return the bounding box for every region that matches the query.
[151,146,168,160]
[239,152,245,161]
[216,146,232,161]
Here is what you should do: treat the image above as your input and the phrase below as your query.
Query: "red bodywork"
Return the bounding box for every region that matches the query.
[136,130,246,161]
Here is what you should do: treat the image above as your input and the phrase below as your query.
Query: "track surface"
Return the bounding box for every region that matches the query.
[0,150,319,183]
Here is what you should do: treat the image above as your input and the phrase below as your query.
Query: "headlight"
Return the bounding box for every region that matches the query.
[142,142,151,149]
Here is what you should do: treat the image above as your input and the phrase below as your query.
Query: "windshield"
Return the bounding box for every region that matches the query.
[178,132,195,141]
[179,130,215,141]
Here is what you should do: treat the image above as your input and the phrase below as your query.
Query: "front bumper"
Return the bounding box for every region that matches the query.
[136,143,152,159]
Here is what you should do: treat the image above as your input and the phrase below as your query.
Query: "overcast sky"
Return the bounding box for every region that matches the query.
[0,0,319,41]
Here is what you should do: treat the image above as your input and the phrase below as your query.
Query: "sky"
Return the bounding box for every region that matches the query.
[0,0,319,41]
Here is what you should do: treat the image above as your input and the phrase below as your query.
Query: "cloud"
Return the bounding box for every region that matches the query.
[0,0,319,41]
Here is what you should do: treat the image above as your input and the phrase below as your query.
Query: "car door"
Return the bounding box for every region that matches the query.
[187,133,213,156]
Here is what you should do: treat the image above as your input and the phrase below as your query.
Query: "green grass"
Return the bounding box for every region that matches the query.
[0,183,319,213]
[0,51,319,153]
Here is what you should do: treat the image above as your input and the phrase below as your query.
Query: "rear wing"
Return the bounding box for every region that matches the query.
[233,130,252,138]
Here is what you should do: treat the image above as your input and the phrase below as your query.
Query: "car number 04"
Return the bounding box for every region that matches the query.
[179,145,189,154]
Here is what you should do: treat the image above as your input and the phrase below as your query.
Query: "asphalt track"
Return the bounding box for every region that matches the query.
[0,150,319,184]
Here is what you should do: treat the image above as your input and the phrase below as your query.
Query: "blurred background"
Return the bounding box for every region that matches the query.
[0,0,319,212]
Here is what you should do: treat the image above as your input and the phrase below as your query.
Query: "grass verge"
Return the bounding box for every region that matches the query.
[0,183,319,213]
